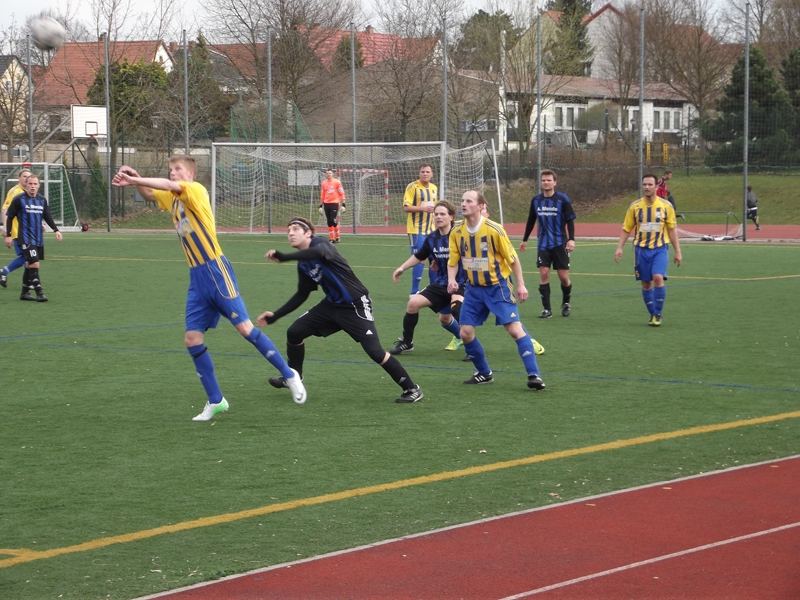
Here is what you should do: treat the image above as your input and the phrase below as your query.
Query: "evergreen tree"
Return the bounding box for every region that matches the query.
[544,0,593,76]
[780,47,800,111]
[331,33,364,74]
[453,10,522,72]
[701,46,796,165]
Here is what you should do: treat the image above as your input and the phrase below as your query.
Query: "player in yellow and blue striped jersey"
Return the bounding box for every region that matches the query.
[403,164,437,295]
[447,190,545,391]
[112,157,306,420]
[614,174,683,327]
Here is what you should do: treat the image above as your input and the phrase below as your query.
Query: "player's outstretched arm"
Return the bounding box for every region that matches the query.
[393,256,423,283]
[256,311,274,327]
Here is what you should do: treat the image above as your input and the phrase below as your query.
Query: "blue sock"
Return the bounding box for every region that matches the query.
[516,336,540,375]
[463,338,491,374]
[2,255,25,275]
[410,262,424,295]
[441,316,461,338]
[188,344,223,404]
[642,288,655,316]
[246,328,294,379]
[654,286,666,314]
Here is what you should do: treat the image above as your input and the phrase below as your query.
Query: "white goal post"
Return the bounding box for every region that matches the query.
[210,142,486,233]
[0,162,82,231]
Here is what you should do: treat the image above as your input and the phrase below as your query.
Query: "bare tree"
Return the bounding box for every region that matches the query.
[204,0,360,116]
[721,0,774,44]
[763,0,800,64]
[0,23,34,161]
[362,0,461,133]
[599,2,639,132]
[644,0,731,117]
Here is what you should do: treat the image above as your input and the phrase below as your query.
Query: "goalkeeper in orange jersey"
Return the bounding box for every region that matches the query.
[319,169,345,243]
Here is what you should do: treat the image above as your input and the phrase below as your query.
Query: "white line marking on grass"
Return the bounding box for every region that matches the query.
[498,521,800,599]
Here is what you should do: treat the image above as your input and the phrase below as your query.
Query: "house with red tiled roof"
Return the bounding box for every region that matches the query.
[34,40,174,133]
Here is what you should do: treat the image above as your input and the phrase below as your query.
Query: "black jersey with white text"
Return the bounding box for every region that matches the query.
[289,237,369,305]
[523,192,576,251]
[414,226,466,287]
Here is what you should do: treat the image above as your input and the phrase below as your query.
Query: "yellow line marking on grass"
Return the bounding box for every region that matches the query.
[2,409,799,569]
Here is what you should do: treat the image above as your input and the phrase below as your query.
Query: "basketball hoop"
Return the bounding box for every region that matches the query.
[90,134,108,153]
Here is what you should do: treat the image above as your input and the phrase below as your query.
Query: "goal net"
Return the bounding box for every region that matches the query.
[211,142,487,233]
[0,162,81,231]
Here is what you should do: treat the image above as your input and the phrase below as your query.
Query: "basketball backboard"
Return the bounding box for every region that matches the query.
[71,105,108,138]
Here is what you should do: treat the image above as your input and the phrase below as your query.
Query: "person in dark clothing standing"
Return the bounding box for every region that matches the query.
[257,217,424,404]
[746,185,760,231]
[3,175,62,301]
[520,170,576,318]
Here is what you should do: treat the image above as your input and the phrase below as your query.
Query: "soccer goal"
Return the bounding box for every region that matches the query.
[0,162,82,231]
[210,142,487,233]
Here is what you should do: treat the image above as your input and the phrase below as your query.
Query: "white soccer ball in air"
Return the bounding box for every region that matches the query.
[31,18,66,51]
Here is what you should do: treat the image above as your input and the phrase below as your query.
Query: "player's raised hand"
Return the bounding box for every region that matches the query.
[256,310,274,327]
[264,250,280,262]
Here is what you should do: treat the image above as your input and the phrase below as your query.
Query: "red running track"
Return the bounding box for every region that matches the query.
[143,457,800,600]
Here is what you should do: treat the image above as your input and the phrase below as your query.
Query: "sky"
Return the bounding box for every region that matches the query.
[2,0,488,46]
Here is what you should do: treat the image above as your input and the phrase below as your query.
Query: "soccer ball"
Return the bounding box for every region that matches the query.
[31,18,66,51]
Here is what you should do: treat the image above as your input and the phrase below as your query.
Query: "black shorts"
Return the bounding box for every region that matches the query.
[289,297,379,344]
[537,246,570,271]
[20,243,44,263]
[747,207,758,217]
[323,203,340,227]
[418,283,466,314]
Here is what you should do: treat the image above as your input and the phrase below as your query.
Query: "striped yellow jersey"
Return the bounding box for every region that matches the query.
[403,180,437,235]
[448,217,518,286]
[3,184,24,238]
[623,197,676,249]
[152,182,224,267]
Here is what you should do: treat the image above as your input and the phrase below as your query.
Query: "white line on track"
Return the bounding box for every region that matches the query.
[498,521,800,599]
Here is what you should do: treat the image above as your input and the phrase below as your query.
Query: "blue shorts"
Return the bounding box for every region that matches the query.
[634,245,669,282]
[460,281,520,327]
[185,256,250,332]
[408,233,426,255]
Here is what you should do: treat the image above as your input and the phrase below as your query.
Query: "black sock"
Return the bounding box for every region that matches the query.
[381,355,416,390]
[402,312,419,343]
[286,342,305,378]
[561,283,572,305]
[28,268,41,292]
[539,283,551,310]
[22,268,30,289]
[450,300,462,322]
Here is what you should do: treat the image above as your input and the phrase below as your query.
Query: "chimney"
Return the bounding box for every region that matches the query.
[365,25,373,35]
[169,41,177,53]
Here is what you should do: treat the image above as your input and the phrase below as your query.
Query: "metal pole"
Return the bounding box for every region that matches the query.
[442,17,448,147]
[183,29,190,155]
[638,7,644,195]
[26,35,35,162]
[743,3,750,242]
[537,13,542,187]
[267,29,273,143]
[350,22,357,143]
[102,32,112,232]
[491,139,503,226]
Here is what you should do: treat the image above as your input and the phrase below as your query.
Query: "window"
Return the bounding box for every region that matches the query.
[578,107,586,122]
[674,111,681,130]
[663,111,670,130]
[555,107,563,127]
[653,111,660,130]
[567,107,574,127]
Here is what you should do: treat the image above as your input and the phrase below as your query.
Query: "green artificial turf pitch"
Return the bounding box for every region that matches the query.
[0,233,798,599]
